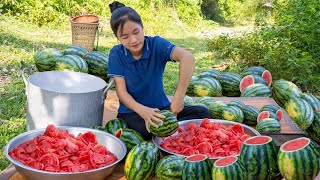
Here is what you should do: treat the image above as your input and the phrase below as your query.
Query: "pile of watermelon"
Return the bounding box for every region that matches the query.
[34,46,109,81]
[9,125,118,172]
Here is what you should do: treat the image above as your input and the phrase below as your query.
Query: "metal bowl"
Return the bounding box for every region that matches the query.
[153,119,260,162]
[4,126,127,180]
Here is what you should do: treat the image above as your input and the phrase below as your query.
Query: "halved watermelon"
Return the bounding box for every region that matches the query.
[239,75,254,92]
[262,70,272,87]
[257,111,270,123]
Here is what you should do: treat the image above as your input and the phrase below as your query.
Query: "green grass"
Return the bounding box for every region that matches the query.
[0,14,220,171]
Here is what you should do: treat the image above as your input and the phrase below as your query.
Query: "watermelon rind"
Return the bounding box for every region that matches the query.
[194,77,222,97]
[212,156,246,180]
[242,105,260,126]
[149,110,178,137]
[105,118,128,135]
[306,112,320,143]
[208,101,228,119]
[187,75,199,95]
[256,118,281,133]
[217,72,242,97]
[222,106,244,123]
[55,55,88,73]
[182,154,212,180]
[124,141,160,180]
[227,100,245,109]
[272,79,302,107]
[63,45,88,57]
[278,137,320,180]
[301,93,320,111]
[195,96,214,107]
[184,95,194,106]
[199,69,220,79]
[155,155,184,180]
[34,48,63,72]
[83,51,109,80]
[242,66,266,76]
[241,83,271,97]
[117,128,145,151]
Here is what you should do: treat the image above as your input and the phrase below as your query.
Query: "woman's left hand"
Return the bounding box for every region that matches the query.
[170,98,184,115]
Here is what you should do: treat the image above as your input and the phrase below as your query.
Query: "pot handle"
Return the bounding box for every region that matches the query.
[102,78,115,103]
[20,67,33,94]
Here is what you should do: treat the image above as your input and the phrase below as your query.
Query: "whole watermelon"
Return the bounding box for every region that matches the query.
[34,48,63,72]
[55,55,88,73]
[149,110,178,137]
[83,51,109,80]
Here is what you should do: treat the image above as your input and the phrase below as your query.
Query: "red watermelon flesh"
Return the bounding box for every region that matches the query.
[239,75,255,92]
[282,137,309,151]
[276,110,283,120]
[115,129,122,138]
[215,156,237,166]
[186,154,208,162]
[245,136,271,145]
[257,111,270,123]
[262,70,272,87]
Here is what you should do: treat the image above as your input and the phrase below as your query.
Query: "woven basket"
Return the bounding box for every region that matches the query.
[70,14,100,52]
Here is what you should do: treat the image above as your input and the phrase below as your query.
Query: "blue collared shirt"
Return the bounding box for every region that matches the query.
[108,36,176,113]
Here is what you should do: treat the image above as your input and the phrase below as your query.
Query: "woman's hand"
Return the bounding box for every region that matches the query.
[170,97,184,115]
[137,106,165,132]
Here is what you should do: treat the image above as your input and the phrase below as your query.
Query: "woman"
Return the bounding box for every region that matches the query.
[108,1,210,140]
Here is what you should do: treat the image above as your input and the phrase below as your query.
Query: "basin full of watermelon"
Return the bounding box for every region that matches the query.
[34,46,109,81]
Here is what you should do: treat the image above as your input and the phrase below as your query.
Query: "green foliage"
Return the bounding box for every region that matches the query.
[210,0,320,94]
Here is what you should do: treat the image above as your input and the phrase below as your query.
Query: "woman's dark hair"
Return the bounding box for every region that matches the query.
[109,1,143,37]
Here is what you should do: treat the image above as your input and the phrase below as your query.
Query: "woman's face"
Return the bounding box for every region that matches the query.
[117,21,144,57]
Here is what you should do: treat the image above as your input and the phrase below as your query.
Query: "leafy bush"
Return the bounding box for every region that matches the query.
[210,0,320,94]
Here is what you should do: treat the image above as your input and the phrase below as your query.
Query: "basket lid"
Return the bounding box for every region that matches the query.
[70,14,99,24]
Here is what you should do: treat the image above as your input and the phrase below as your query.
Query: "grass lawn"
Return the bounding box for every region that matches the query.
[0,14,225,170]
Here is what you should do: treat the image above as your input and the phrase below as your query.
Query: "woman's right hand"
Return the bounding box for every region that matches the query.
[137,106,165,132]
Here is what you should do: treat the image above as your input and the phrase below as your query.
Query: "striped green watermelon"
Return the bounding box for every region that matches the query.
[278,137,320,180]
[90,125,104,131]
[194,77,222,97]
[222,106,244,123]
[184,95,194,106]
[149,110,178,137]
[212,156,246,180]
[227,100,245,109]
[284,97,314,130]
[195,96,214,107]
[242,66,272,87]
[208,101,228,118]
[124,141,160,180]
[63,45,88,57]
[199,69,220,79]
[241,84,271,97]
[217,72,242,97]
[306,112,320,143]
[55,55,88,73]
[83,51,109,80]
[187,75,199,95]
[115,128,145,151]
[242,105,260,126]
[260,104,283,120]
[105,118,128,135]
[182,154,212,180]
[155,155,184,180]
[272,79,302,107]
[193,103,209,109]
[34,48,63,72]
[301,93,320,111]
[256,118,281,133]
[239,75,268,92]
[240,136,280,180]
[257,111,279,122]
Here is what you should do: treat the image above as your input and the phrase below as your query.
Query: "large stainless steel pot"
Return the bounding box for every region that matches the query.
[21,68,114,130]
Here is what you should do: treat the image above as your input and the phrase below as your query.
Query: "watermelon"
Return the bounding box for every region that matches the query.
[241,84,271,97]
[55,55,88,73]
[272,79,302,107]
[217,72,242,97]
[63,45,88,57]
[90,125,104,131]
[239,75,267,92]
[242,105,260,126]
[240,136,280,180]
[256,118,281,133]
[149,110,178,137]
[212,156,246,180]
[306,112,320,143]
[222,106,244,123]
[83,51,109,80]
[124,141,160,180]
[257,111,279,123]
[301,93,320,111]
[199,69,220,79]
[195,96,214,106]
[194,77,222,97]
[184,95,194,106]
[105,118,128,135]
[242,66,272,87]
[208,101,228,118]
[182,154,212,180]
[260,104,283,120]
[115,128,145,151]
[193,103,209,109]
[155,155,184,180]
[187,75,199,95]
[284,97,314,130]
[278,137,320,180]
[227,100,245,109]
[34,48,63,72]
